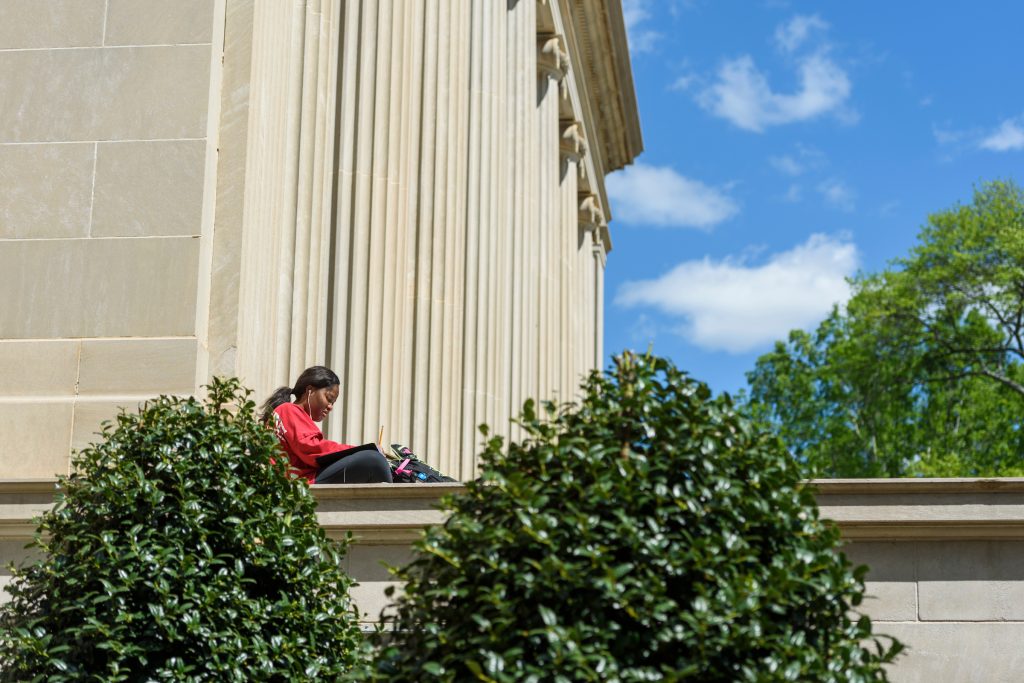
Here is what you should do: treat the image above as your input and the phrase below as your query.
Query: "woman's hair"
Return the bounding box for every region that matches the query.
[260,366,341,424]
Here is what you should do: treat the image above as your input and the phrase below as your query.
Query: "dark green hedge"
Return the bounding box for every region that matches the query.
[377,352,901,681]
[0,379,365,682]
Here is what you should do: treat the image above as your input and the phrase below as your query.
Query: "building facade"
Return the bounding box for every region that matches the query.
[0,0,642,480]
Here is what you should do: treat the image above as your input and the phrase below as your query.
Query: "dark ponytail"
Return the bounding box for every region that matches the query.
[260,365,341,425]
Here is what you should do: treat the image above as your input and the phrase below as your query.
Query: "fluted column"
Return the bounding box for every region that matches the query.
[327,0,474,477]
[502,0,538,442]
[578,193,604,389]
[236,0,341,402]
[459,0,509,475]
[536,33,566,406]
[558,119,585,399]
[227,0,631,480]
[593,234,607,369]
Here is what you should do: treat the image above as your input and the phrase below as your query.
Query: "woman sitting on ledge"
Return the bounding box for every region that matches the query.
[260,366,392,484]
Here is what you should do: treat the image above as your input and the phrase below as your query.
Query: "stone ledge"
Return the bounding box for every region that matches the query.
[0,480,466,546]
[811,478,1024,541]
[6,478,1024,543]
[312,483,464,545]
[809,477,1024,494]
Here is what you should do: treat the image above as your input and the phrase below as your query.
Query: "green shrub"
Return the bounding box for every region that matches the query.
[378,352,901,681]
[0,378,365,682]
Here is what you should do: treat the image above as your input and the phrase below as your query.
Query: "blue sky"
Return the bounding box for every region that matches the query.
[604,0,1024,396]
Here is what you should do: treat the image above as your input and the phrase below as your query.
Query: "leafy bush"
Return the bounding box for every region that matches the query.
[378,352,901,681]
[0,378,365,682]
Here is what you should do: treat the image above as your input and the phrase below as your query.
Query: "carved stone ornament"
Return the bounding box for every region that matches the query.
[537,34,569,82]
[578,193,605,234]
[560,120,587,164]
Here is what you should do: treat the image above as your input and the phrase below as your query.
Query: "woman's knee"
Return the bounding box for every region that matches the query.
[369,453,393,483]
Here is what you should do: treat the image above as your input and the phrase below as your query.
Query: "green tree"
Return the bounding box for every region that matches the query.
[747,181,1024,477]
[0,379,366,681]
[377,352,900,681]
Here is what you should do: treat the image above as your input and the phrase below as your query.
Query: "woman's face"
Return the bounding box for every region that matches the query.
[305,384,340,422]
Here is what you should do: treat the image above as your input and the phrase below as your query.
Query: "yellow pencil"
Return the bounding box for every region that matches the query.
[378,425,384,448]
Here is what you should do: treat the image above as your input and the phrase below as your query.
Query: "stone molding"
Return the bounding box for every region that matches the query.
[812,478,1024,540]
[539,0,643,255]
[8,479,1024,544]
[554,0,642,175]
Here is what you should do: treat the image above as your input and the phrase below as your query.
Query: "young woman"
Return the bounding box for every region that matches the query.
[260,366,392,484]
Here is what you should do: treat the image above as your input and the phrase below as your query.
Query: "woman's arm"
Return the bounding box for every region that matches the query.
[274,404,354,468]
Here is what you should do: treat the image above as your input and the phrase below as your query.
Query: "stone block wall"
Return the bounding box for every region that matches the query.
[0,1,218,476]
[846,541,1024,682]
[816,479,1024,682]
[4,478,1024,678]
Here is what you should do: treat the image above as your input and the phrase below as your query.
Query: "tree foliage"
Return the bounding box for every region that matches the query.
[377,352,900,681]
[0,379,365,682]
[747,181,1024,477]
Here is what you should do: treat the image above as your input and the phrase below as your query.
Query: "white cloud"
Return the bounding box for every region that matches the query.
[770,155,804,176]
[769,144,826,176]
[980,117,1024,152]
[817,178,855,211]
[622,0,649,30]
[669,74,697,92]
[774,14,829,53]
[628,314,659,345]
[622,0,662,54]
[879,200,901,216]
[697,53,851,132]
[607,163,739,229]
[615,234,857,353]
[932,122,968,148]
[934,116,1024,156]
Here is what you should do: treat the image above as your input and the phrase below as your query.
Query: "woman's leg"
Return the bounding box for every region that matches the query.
[315,451,393,483]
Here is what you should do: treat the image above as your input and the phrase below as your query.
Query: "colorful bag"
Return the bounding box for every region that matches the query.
[388,444,457,483]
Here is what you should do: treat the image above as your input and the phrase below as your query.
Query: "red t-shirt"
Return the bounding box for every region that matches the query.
[272,403,354,483]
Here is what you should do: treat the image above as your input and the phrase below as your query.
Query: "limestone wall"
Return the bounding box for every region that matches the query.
[815,479,1024,682]
[3,478,1024,679]
[0,1,221,476]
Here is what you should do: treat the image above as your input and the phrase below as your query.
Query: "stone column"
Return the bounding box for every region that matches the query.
[502,0,538,442]
[536,34,568,405]
[236,0,341,400]
[578,193,604,388]
[326,0,475,478]
[459,0,510,473]
[593,234,607,369]
[559,119,585,399]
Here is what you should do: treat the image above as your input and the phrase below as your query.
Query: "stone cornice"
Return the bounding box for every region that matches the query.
[542,0,644,255]
[557,0,642,175]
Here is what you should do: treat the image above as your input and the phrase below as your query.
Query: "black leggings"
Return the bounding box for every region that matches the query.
[315,450,393,483]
